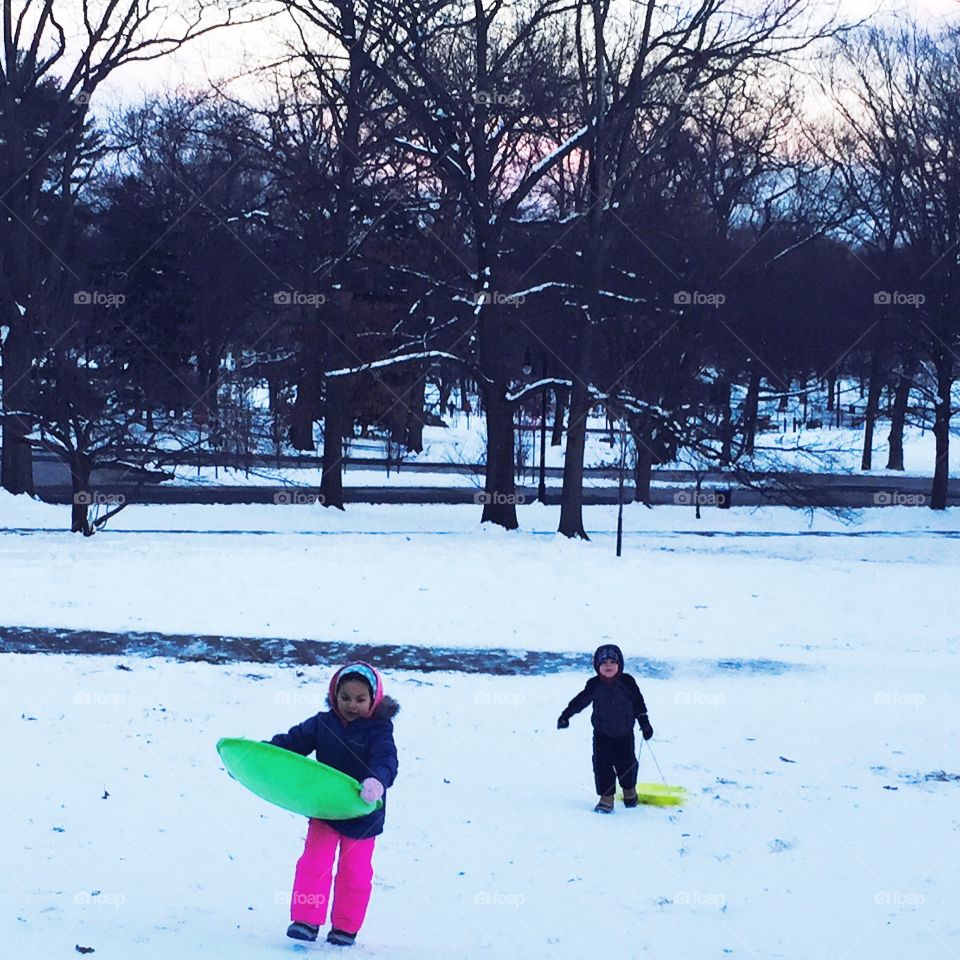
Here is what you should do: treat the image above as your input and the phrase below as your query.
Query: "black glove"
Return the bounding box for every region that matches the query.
[557,715,570,729]
[639,715,653,741]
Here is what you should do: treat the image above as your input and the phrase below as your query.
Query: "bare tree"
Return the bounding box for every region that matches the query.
[831,25,960,508]
[553,0,838,538]
[273,0,590,528]
[0,0,271,495]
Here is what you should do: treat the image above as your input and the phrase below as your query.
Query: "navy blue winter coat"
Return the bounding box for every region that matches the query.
[270,695,399,839]
[560,674,650,738]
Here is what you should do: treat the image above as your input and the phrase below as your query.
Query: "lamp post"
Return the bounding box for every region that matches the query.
[538,356,547,503]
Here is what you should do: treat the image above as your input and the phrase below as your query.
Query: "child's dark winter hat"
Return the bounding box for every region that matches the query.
[593,644,624,673]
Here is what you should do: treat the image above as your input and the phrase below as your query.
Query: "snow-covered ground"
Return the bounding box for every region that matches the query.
[1,495,960,664]
[2,496,958,957]
[4,651,957,959]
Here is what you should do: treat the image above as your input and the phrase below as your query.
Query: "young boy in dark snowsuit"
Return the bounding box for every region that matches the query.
[557,644,653,813]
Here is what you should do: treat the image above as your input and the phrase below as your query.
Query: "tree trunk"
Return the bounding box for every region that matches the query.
[860,352,883,471]
[320,375,349,510]
[633,428,653,504]
[201,355,219,419]
[480,382,519,528]
[267,376,281,415]
[405,373,426,453]
[438,377,452,417]
[558,376,590,538]
[70,454,93,536]
[475,240,517,528]
[551,387,567,445]
[1,319,36,495]
[559,0,605,541]
[719,378,733,464]
[319,13,362,510]
[885,362,913,471]
[826,374,836,412]
[931,352,951,511]
[289,372,318,451]
[741,369,761,456]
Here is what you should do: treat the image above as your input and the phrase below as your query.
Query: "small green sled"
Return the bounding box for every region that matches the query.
[217,737,382,820]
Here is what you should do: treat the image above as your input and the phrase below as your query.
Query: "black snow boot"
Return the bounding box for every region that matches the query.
[327,928,358,947]
[287,921,320,942]
[623,787,639,808]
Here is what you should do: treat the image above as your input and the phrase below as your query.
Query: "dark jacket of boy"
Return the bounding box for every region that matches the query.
[558,644,653,739]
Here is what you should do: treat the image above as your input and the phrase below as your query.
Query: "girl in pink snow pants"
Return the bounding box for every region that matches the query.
[268,662,399,947]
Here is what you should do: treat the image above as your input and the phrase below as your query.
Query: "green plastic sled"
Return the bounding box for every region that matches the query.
[216,737,382,819]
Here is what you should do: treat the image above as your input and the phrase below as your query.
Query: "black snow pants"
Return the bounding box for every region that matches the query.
[592,730,638,796]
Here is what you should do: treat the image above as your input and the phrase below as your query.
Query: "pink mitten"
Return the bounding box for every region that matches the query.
[360,778,384,803]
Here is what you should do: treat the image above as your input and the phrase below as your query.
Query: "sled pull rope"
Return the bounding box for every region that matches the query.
[643,739,670,787]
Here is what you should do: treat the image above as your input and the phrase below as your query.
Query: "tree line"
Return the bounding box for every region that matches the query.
[2,0,959,534]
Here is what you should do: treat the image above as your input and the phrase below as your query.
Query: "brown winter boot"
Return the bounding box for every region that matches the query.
[623,787,639,808]
[594,794,615,814]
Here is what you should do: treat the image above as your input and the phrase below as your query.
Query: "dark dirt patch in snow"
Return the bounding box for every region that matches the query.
[900,770,960,785]
[0,625,813,677]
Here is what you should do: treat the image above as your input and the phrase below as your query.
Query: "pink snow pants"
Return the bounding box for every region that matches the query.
[290,818,376,933]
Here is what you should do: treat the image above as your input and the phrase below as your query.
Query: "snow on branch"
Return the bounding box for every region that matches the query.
[598,290,649,304]
[393,138,439,158]
[325,351,465,378]
[510,281,576,299]
[505,378,573,403]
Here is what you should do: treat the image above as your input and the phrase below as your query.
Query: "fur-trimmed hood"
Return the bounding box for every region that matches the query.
[372,694,400,720]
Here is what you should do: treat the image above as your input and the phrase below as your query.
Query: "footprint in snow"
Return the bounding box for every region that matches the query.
[768,838,793,853]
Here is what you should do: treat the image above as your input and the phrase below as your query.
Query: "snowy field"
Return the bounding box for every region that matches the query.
[2,496,959,958]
